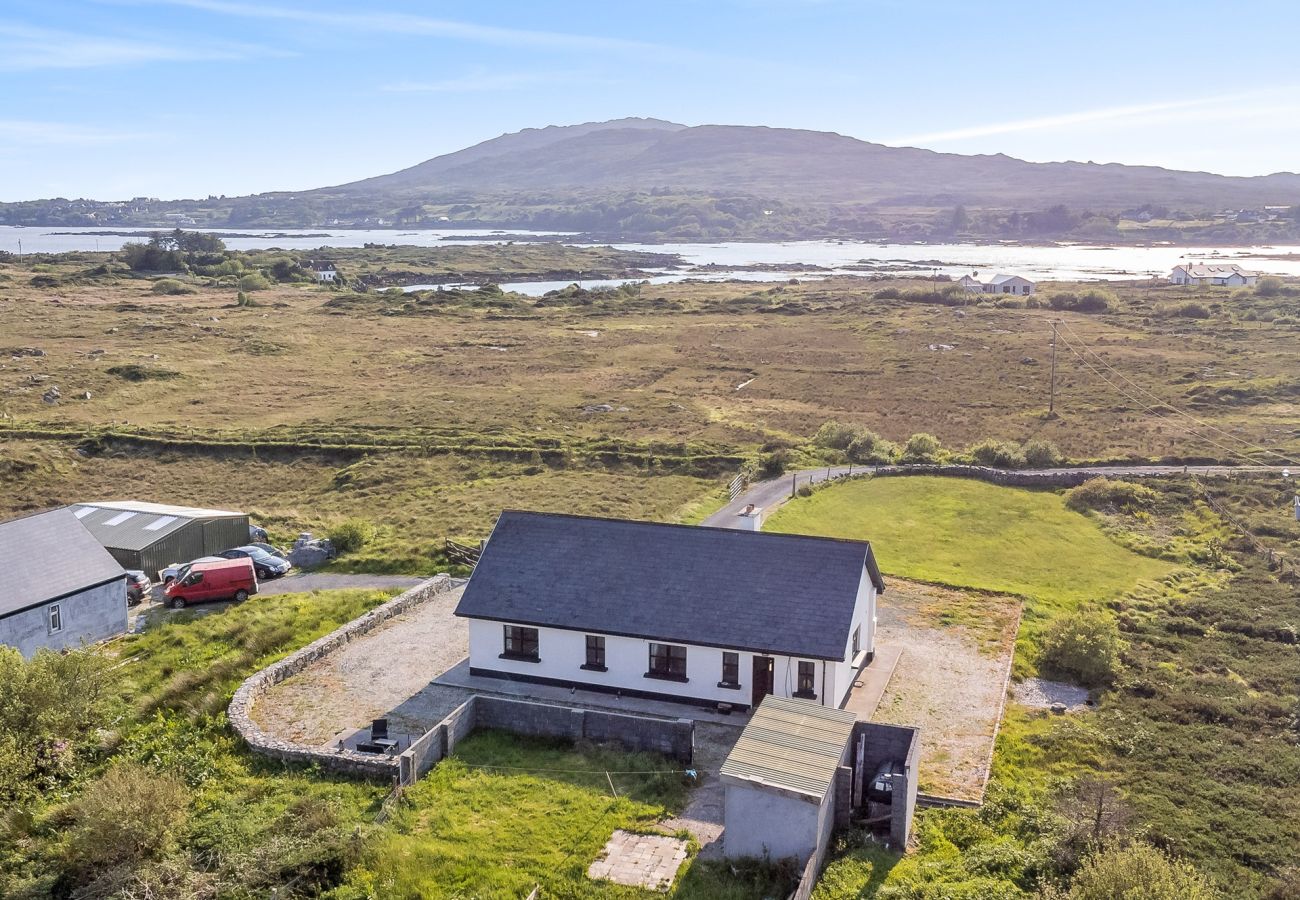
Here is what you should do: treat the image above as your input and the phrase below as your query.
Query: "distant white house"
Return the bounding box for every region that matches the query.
[455,511,885,711]
[959,273,1036,296]
[308,262,338,283]
[1170,263,1259,287]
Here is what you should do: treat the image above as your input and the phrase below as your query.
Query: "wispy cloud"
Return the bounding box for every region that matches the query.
[886,89,1300,146]
[0,22,277,70]
[381,71,586,94]
[0,119,151,146]
[133,0,674,57]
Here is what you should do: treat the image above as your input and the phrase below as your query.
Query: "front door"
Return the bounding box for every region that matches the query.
[752,656,774,707]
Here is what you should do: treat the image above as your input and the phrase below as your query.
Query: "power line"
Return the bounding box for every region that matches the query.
[1054,317,1298,467]
[1052,329,1268,464]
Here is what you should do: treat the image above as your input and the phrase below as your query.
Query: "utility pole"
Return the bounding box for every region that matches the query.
[1048,321,1058,416]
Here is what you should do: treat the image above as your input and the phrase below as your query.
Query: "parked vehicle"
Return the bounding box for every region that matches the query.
[247,541,288,560]
[125,570,151,606]
[163,558,257,610]
[218,545,292,579]
[249,523,269,542]
[158,556,224,585]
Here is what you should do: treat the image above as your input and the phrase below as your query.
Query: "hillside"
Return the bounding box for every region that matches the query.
[330,119,1300,210]
[5,118,1300,241]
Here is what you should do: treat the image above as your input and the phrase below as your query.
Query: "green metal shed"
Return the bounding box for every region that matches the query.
[70,501,250,579]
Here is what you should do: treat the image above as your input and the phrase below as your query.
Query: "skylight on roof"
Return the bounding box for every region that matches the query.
[144,515,177,531]
[103,511,136,526]
[72,506,94,519]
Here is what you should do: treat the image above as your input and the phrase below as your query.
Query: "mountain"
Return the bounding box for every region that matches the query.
[325,119,1300,211]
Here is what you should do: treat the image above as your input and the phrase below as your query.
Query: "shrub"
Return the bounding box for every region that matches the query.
[1022,438,1062,467]
[1039,610,1121,687]
[236,290,255,307]
[1045,841,1216,900]
[966,439,1026,469]
[67,763,189,869]
[900,432,944,464]
[1255,275,1284,297]
[1173,302,1210,319]
[328,518,377,554]
[796,484,814,498]
[1049,290,1113,313]
[873,287,902,300]
[105,364,179,382]
[757,449,793,479]
[1065,477,1158,513]
[150,278,194,295]
[237,272,272,292]
[813,420,859,451]
[29,274,61,288]
[847,432,897,464]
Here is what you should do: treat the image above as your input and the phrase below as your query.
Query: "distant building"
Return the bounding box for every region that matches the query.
[959,273,1036,296]
[70,501,250,581]
[1170,263,1259,287]
[307,262,338,283]
[0,509,127,657]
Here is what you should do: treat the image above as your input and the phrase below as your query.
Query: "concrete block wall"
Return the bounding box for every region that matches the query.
[227,574,454,780]
[852,721,921,848]
[474,695,695,763]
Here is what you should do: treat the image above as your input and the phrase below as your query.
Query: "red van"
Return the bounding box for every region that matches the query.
[163,558,258,609]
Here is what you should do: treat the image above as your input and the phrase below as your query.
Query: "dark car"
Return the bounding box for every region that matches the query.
[125,570,151,606]
[219,545,292,579]
[248,541,288,560]
[867,760,905,804]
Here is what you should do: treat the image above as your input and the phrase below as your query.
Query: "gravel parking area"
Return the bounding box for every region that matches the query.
[872,579,1020,801]
[252,584,470,746]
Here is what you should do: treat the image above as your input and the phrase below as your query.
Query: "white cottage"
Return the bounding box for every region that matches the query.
[0,509,127,657]
[455,511,885,710]
[983,274,1036,295]
[1170,263,1259,286]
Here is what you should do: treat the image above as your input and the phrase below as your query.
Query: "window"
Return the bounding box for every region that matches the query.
[48,604,62,634]
[502,625,539,661]
[795,660,816,698]
[647,643,687,681]
[584,634,606,671]
[719,651,739,688]
[144,515,177,531]
[103,511,136,526]
[852,626,861,656]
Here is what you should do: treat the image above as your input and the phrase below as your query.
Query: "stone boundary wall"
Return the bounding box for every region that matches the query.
[870,464,1091,488]
[398,694,695,784]
[228,574,455,779]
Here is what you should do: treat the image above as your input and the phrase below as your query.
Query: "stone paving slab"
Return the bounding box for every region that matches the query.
[588,830,688,891]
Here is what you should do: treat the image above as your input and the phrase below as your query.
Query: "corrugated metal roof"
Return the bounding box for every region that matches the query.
[0,510,125,617]
[720,696,856,800]
[71,501,246,552]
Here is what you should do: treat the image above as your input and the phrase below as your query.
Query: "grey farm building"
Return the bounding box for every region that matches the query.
[70,501,249,576]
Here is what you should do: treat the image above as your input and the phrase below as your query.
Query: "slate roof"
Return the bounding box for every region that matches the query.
[720,696,857,800]
[454,511,885,661]
[0,509,126,619]
[70,501,245,552]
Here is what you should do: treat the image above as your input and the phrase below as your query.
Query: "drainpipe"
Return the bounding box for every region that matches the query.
[822,660,827,706]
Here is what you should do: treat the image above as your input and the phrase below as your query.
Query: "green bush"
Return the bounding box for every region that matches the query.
[328,518,377,554]
[847,432,897,464]
[1173,302,1210,319]
[67,762,189,870]
[1049,290,1113,313]
[1255,275,1284,297]
[1022,438,1062,467]
[813,420,860,451]
[967,439,1026,469]
[237,272,272,292]
[757,448,793,478]
[236,290,255,307]
[900,432,944,464]
[1064,477,1158,513]
[1039,610,1121,687]
[150,278,195,295]
[1044,841,1217,900]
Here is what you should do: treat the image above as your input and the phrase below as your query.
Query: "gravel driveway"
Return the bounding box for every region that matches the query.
[252,584,470,746]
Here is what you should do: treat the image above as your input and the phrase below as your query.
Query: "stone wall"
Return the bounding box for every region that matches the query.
[227,574,454,780]
[871,464,1091,488]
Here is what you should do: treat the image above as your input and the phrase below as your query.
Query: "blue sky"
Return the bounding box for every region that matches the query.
[3,0,1299,200]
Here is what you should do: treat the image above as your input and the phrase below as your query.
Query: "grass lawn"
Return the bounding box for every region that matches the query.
[765,476,1174,611]
[337,731,795,900]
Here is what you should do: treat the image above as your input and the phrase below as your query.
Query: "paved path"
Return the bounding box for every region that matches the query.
[702,463,1291,530]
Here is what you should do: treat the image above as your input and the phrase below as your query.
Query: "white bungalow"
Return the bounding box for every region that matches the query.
[983,274,1036,295]
[454,511,885,711]
[308,262,338,283]
[1170,263,1259,286]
